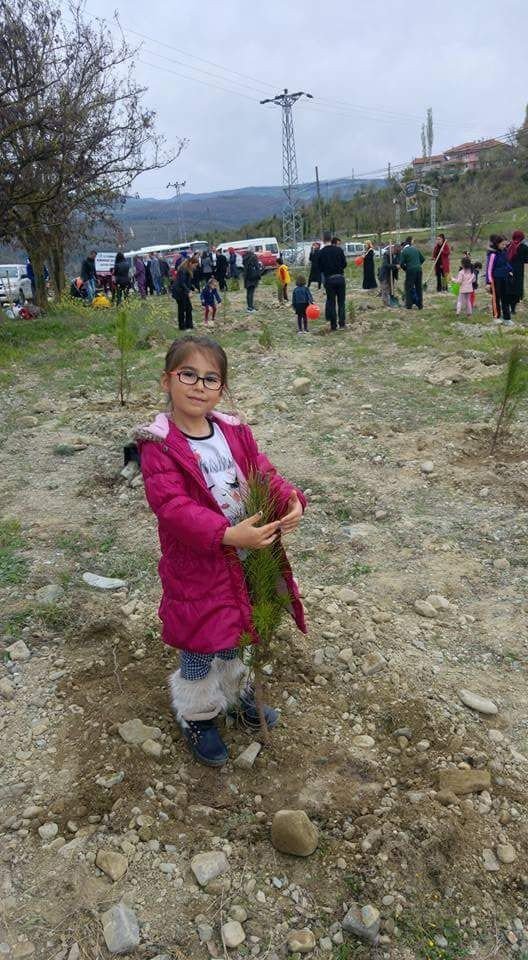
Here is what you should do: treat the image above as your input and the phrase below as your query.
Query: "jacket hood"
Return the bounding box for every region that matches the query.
[134,410,241,443]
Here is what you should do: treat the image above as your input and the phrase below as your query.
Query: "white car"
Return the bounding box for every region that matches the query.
[0,264,33,305]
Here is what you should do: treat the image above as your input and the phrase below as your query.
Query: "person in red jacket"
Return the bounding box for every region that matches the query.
[136,335,306,766]
[432,234,451,292]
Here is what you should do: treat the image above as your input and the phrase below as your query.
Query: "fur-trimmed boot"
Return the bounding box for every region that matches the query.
[169,665,228,767]
[216,657,279,731]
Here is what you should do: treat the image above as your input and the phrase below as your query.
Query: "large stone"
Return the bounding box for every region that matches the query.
[271,809,319,857]
[190,851,230,886]
[221,921,246,949]
[38,822,59,841]
[6,639,31,661]
[141,739,162,759]
[101,902,140,954]
[96,850,128,882]
[458,689,498,716]
[35,583,64,605]
[82,572,128,590]
[437,768,491,796]
[482,848,500,872]
[360,652,387,676]
[292,377,311,396]
[287,929,316,954]
[234,741,262,769]
[337,587,359,604]
[414,600,437,619]
[342,902,380,944]
[496,843,516,864]
[0,678,15,700]
[118,718,162,746]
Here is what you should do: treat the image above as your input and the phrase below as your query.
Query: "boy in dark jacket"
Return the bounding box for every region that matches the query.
[291,275,313,333]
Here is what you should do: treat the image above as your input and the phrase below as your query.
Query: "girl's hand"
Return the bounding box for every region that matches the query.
[223,512,281,550]
[278,492,303,535]
[485,283,491,293]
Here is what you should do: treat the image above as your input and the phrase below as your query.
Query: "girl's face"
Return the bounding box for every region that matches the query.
[499,240,508,250]
[162,350,224,420]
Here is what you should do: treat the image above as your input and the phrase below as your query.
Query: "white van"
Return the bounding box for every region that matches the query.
[216,236,279,272]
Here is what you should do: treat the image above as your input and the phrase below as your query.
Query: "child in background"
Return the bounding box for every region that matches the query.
[291,275,313,333]
[470,260,482,309]
[200,277,221,325]
[453,257,476,316]
[276,257,291,304]
[136,336,306,766]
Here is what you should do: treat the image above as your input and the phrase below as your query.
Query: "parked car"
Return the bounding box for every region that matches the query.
[343,242,366,259]
[0,264,33,305]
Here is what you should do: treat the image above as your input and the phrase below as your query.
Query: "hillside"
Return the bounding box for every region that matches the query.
[118,177,384,243]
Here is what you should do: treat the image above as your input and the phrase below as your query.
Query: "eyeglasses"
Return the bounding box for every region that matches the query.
[171,368,223,391]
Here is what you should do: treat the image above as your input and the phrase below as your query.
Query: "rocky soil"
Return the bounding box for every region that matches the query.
[0,280,527,960]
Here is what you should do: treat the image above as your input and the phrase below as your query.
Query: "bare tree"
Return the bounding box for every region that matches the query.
[0,0,186,306]
[446,176,497,249]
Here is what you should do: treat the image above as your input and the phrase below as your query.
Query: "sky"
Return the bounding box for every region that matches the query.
[81,0,528,199]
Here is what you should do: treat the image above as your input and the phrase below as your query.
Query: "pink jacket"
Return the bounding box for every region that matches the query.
[456,269,475,294]
[137,412,307,655]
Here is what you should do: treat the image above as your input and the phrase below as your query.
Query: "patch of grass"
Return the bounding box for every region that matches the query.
[0,518,24,549]
[399,915,469,960]
[0,551,29,585]
[0,608,35,636]
[0,522,29,585]
[350,561,372,578]
[101,548,157,583]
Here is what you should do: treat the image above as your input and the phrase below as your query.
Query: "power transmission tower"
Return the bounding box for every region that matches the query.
[166,179,187,243]
[261,89,313,257]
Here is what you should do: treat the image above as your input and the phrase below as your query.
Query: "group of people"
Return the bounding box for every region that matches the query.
[170,247,261,330]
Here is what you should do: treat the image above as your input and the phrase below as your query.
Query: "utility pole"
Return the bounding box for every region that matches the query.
[261,88,313,257]
[166,179,187,243]
[315,165,324,239]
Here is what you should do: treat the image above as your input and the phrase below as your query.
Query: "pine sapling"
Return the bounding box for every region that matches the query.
[258,321,273,349]
[115,307,137,405]
[240,471,289,741]
[347,297,356,323]
[490,345,528,453]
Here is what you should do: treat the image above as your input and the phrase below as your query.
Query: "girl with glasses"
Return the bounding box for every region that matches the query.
[135,335,306,766]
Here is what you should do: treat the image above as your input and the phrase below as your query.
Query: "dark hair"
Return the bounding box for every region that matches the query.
[277,256,283,265]
[405,236,413,245]
[438,233,445,241]
[331,236,341,244]
[489,233,504,249]
[115,252,125,263]
[323,230,332,243]
[164,335,228,385]
[461,256,472,270]
[296,274,306,286]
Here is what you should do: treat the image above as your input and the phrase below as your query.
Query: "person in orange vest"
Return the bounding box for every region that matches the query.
[276,256,291,304]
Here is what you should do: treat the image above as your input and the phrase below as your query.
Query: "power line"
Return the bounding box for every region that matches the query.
[137,59,258,102]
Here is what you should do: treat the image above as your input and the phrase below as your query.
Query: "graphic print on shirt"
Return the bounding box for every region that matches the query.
[187,424,246,525]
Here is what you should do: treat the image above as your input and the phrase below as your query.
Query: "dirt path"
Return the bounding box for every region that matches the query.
[0,283,527,959]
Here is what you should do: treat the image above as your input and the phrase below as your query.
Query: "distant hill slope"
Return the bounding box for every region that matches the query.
[119,177,385,242]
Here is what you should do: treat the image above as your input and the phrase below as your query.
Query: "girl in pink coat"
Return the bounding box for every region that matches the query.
[453,257,476,316]
[136,335,306,766]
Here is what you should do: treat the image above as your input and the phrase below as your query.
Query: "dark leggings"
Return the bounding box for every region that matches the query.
[296,308,307,331]
[491,277,511,320]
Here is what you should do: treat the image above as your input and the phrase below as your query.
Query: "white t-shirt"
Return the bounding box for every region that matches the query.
[185,422,246,525]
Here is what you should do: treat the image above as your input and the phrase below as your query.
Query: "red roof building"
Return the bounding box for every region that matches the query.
[412,138,510,172]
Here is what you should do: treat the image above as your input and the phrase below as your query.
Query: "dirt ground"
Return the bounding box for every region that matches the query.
[0,274,527,960]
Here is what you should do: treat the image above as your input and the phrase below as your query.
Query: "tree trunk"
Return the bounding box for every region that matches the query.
[27,246,48,311]
[50,241,66,302]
